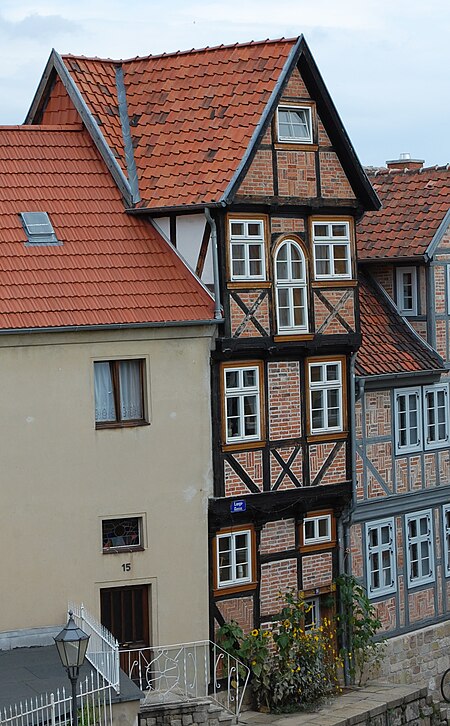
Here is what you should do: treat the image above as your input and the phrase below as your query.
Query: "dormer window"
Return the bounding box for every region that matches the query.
[19,211,61,246]
[395,267,417,316]
[277,106,312,144]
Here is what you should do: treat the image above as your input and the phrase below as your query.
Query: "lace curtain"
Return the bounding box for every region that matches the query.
[119,360,143,420]
[94,361,116,421]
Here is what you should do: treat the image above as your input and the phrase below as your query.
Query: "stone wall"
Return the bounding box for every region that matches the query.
[378,619,450,693]
[140,700,233,726]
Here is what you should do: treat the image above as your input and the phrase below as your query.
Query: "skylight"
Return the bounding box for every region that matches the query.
[19,212,61,246]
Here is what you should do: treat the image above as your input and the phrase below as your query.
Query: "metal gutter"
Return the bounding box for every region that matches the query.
[220,36,304,206]
[204,208,223,320]
[352,484,450,522]
[126,202,224,216]
[0,319,220,337]
[356,369,443,383]
[50,52,133,206]
[115,66,140,204]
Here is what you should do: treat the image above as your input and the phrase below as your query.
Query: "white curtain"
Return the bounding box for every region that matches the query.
[119,361,142,420]
[94,362,116,421]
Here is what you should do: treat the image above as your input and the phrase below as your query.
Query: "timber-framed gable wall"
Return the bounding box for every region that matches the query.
[208,56,371,637]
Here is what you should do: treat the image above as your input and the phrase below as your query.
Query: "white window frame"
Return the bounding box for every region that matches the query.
[443,505,450,577]
[224,365,261,444]
[303,513,332,545]
[396,266,418,316]
[308,360,343,434]
[216,529,252,588]
[277,105,313,144]
[423,384,449,450]
[312,221,351,280]
[304,597,320,630]
[275,239,308,334]
[229,218,266,281]
[405,510,434,587]
[394,387,422,455]
[365,519,396,599]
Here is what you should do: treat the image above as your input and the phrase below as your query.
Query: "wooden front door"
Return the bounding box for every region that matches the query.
[100,585,151,679]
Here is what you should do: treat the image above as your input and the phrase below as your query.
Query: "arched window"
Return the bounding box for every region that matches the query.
[275,240,308,333]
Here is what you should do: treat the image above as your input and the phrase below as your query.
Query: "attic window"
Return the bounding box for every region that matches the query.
[277,105,312,144]
[20,212,61,246]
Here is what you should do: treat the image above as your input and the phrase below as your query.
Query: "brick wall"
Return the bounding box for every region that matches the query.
[369,264,394,297]
[280,68,310,99]
[277,150,316,197]
[267,361,301,439]
[224,451,263,497]
[260,559,297,615]
[260,519,296,554]
[302,552,332,589]
[313,289,356,333]
[271,217,305,235]
[309,441,347,486]
[270,446,302,490]
[216,596,254,634]
[229,291,270,337]
[350,523,363,579]
[238,150,274,196]
[364,390,391,438]
[319,151,355,199]
[375,595,396,631]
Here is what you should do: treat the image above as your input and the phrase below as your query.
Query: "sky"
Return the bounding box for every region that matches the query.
[0,0,449,168]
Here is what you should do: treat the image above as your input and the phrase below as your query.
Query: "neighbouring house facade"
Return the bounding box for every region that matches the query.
[0,124,217,654]
[21,36,379,642]
[351,157,450,685]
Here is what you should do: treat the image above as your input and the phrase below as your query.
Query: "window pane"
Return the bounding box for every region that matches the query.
[225,371,239,389]
[369,528,378,548]
[304,521,315,540]
[331,224,347,237]
[248,223,262,236]
[310,365,323,383]
[311,390,324,429]
[315,245,330,275]
[333,245,349,275]
[103,518,141,549]
[326,364,339,381]
[313,224,328,237]
[419,517,428,536]
[230,222,244,236]
[242,369,257,388]
[119,361,143,420]
[381,526,390,545]
[318,518,329,538]
[94,362,116,422]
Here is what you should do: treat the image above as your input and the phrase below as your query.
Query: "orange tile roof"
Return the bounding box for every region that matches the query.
[0,125,214,331]
[358,165,450,260]
[356,273,444,377]
[61,39,297,208]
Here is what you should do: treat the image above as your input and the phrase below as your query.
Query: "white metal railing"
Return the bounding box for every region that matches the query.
[120,640,250,717]
[69,603,120,693]
[0,671,112,726]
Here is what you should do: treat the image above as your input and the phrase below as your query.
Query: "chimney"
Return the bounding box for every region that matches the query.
[386,152,424,171]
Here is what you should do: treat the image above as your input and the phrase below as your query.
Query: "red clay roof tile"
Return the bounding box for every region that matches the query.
[0,125,214,330]
[61,39,297,209]
[358,166,450,260]
[357,273,444,377]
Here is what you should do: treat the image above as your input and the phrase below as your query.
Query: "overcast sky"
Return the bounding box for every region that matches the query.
[0,0,448,168]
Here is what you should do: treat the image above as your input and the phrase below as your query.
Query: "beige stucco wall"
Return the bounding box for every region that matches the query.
[0,324,215,646]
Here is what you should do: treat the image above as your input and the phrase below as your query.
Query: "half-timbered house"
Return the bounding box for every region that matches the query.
[23,35,379,642]
[353,157,450,685]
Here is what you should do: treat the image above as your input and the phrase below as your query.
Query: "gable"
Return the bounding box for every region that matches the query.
[235,64,355,202]
[39,76,80,125]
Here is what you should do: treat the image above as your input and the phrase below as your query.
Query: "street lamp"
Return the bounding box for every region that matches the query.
[54,611,90,726]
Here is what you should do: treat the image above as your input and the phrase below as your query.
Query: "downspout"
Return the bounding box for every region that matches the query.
[205,208,222,320]
[339,351,359,685]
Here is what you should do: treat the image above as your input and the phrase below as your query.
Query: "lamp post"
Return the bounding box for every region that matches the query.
[54,611,90,726]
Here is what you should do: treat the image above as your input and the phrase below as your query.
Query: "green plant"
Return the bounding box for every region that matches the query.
[216,592,341,712]
[336,574,386,686]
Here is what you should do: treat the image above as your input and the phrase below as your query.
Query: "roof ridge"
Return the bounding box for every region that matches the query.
[0,124,84,133]
[62,36,298,65]
[369,163,450,177]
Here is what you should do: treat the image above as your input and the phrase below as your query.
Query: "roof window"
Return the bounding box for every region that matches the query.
[19,212,61,246]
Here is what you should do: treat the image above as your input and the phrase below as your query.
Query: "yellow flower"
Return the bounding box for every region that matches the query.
[283,619,291,628]
[263,630,270,637]
[252,660,257,666]
[251,629,259,637]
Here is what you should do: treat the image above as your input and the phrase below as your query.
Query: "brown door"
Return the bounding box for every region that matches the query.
[100,585,151,680]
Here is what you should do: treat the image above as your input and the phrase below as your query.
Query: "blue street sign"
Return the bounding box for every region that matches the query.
[230,500,247,513]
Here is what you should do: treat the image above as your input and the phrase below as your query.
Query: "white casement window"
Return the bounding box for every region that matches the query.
[277,105,312,144]
[394,388,422,454]
[275,240,308,333]
[365,519,396,598]
[216,530,252,588]
[94,359,146,427]
[396,267,418,316]
[312,221,351,280]
[308,361,343,434]
[303,513,332,545]
[423,384,449,449]
[229,219,266,281]
[405,511,434,586]
[304,597,320,630]
[224,365,261,443]
[442,506,450,576]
